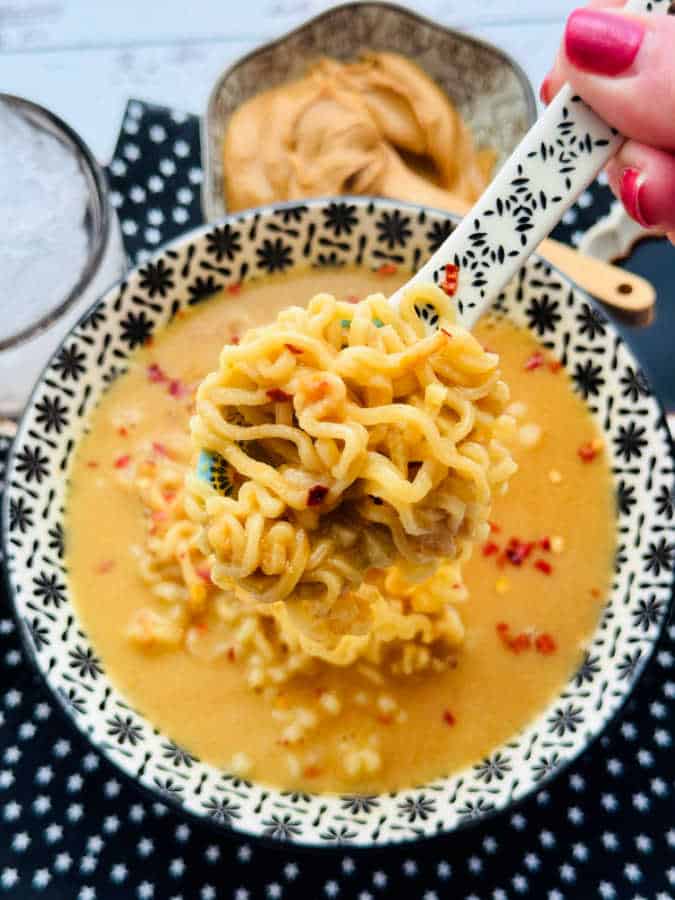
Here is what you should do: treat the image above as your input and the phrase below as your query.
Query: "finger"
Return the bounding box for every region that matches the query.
[604,140,675,231]
[540,7,675,152]
[540,0,626,104]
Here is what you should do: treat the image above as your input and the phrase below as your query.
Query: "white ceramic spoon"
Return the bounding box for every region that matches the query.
[389,0,669,329]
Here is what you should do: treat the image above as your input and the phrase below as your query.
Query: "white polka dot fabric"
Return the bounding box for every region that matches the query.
[0,101,672,898]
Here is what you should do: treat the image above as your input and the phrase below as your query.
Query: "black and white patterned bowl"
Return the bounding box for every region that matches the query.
[3,198,674,847]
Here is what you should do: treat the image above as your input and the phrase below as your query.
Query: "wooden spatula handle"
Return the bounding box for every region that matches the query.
[537,235,655,318]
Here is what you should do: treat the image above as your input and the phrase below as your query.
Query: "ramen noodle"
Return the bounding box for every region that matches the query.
[187,285,516,628]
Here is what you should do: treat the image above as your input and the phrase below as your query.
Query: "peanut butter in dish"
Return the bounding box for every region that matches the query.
[222,52,496,213]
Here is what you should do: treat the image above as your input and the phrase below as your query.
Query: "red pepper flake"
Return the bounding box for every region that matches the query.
[443,709,456,726]
[524,351,545,371]
[549,360,563,373]
[534,559,553,575]
[346,294,360,304]
[226,647,236,662]
[377,262,398,276]
[151,510,167,523]
[86,460,99,469]
[147,363,168,383]
[196,565,212,583]
[285,343,303,355]
[227,282,242,295]
[509,632,532,653]
[95,560,115,574]
[440,327,453,338]
[168,379,188,398]
[117,426,129,437]
[535,633,557,655]
[489,521,501,534]
[578,439,602,462]
[114,454,131,469]
[482,541,499,557]
[267,388,292,402]
[307,485,329,506]
[590,587,601,599]
[440,263,460,297]
[505,539,535,566]
[163,491,176,503]
[194,622,208,634]
[152,441,171,458]
[540,537,551,551]
[231,335,240,345]
[377,714,393,726]
[496,622,509,635]
[303,765,322,778]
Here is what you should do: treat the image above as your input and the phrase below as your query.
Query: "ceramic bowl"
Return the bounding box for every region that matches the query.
[3,198,673,846]
[202,1,537,221]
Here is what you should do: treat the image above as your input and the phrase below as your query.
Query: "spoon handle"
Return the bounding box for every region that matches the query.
[389,0,669,329]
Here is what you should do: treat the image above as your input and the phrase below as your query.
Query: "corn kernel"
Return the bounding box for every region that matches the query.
[518,423,542,448]
[495,576,510,595]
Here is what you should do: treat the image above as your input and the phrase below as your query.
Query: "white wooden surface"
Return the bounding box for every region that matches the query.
[0,0,575,163]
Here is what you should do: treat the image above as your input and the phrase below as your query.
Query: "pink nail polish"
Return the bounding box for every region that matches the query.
[539,75,552,105]
[565,9,644,75]
[620,168,652,228]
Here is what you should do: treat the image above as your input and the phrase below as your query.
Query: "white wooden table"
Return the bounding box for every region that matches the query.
[0,0,575,163]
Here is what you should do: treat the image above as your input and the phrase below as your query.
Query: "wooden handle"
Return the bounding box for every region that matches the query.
[538,235,655,320]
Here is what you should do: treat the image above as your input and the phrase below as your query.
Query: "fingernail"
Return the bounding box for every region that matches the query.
[565,9,644,75]
[620,167,652,228]
[539,74,552,105]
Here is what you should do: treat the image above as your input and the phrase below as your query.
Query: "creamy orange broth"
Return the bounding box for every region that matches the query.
[66,267,614,793]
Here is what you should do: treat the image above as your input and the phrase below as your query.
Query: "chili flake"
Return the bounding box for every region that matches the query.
[303,765,322,778]
[196,565,212,583]
[509,632,532,653]
[535,633,557,655]
[152,441,170,457]
[578,438,603,462]
[346,294,360,303]
[95,560,115,574]
[482,541,499,557]
[540,537,551,551]
[489,521,501,534]
[524,352,545,372]
[549,360,563,373]
[147,363,168,383]
[505,538,535,566]
[285,343,303,354]
[440,263,460,297]
[307,485,329,506]
[117,426,129,437]
[227,647,236,662]
[114,454,131,469]
[534,559,553,575]
[227,282,242,295]
[377,262,398,276]
[267,388,292,402]
[443,709,456,726]
[231,335,240,345]
[86,460,99,469]
[168,379,188,398]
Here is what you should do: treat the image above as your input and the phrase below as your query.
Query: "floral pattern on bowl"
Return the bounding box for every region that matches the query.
[3,198,674,846]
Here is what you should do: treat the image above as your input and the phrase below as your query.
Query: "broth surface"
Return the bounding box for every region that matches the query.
[67,267,614,793]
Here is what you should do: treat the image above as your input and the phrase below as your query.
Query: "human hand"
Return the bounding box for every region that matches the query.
[541,1,675,244]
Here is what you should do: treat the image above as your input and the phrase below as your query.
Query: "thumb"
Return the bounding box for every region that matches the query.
[541,7,675,151]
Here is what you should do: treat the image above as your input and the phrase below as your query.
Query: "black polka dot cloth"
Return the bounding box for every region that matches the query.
[1,101,673,899]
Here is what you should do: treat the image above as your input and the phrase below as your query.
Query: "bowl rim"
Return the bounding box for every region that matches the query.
[200,0,538,223]
[0,93,112,353]
[3,195,674,847]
